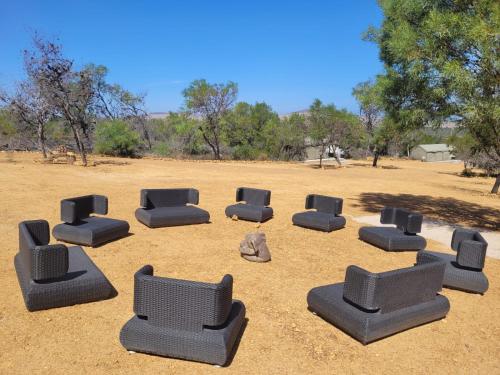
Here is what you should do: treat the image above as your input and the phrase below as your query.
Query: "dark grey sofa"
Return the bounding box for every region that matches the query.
[135,189,210,228]
[52,195,130,247]
[359,207,427,251]
[418,228,489,294]
[292,194,346,232]
[120,265,245,366]
[15,220,116,311]
[307,254,449,344]
[225,187,273,222]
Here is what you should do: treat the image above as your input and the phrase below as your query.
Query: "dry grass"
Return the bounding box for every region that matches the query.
[1,152,499,374]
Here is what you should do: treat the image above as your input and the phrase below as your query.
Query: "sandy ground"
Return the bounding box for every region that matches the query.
[0,152,499,375]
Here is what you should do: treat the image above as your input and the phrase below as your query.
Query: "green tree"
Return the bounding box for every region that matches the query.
[308,99,366,167]
[366,0,500,192]
[183,80,238,159]
[352,80,384,165]
[94,120,140,157]
[263,113,307,160]
[223,101,280,159]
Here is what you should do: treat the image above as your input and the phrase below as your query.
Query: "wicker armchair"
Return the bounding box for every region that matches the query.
[359,207,427,251]
[417,228,489,294]
[52,194,130,247]
[15,220,115,311]
[307,254,449,344]
[292,194,346,232]
[120,265,246,366]
[225,187,273,222]
[135,188,210,228]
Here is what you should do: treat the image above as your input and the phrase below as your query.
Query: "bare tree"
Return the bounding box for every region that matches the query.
[24,37,94,166]
[86,64,151,148]
[0,81,52,158]
[183,80,238,159]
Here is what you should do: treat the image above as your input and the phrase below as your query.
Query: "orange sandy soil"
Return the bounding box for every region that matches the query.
[0,152,499,374]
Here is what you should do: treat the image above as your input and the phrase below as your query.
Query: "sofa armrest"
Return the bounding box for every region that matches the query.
[92,195,108,215]
[380,207,395,224]
[457,240,487,269]
[343,265,379,311]
[187,189,199,205]
[31,244,69,281]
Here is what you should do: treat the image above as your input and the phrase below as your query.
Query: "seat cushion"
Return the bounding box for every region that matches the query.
[359,226,426,251]
[292,211,346,232]
[15,246,116,311]
[419,250,489,294]
[52,216,130,247]
[225,204,273,222]
[307,283,449,344]
[120,300,245,366]
[135,206,210,228]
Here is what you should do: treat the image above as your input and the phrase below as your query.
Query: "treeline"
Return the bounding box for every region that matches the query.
[0,36,450,165]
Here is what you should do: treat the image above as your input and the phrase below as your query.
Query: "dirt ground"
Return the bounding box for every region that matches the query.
[1,152,499,375]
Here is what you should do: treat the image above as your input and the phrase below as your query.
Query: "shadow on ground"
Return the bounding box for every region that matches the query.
[354,192,500,231]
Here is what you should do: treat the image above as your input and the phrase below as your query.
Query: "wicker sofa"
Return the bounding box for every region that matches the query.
[52,195,130,247]
[135,188,210,228]
[15,220,116,311]
[225,187,273,223]
[418,228,489,294]
[307,254,449,344]
[292,194,346,232]
[358,207,427,251]
[120,265,246,366]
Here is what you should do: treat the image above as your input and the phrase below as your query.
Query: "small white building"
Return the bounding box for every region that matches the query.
[410,144,453,162]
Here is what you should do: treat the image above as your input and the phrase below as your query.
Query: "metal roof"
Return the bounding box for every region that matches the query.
[416,144,451,152]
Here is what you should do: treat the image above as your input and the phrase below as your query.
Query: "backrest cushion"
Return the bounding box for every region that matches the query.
[140,189,199,209]
[380,207,423,234]
[374,260,445,313]
[133,265,233,332]
[236,187,271,206]
[343,255,445,313]
[61,195,108,223]
[305,194,343,214]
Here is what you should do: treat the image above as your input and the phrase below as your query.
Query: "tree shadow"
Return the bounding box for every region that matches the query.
[354,192,500,231]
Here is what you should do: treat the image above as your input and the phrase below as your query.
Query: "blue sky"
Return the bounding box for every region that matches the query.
[0,0,383,114]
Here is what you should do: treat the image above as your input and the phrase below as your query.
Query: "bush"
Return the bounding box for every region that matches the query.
[94,120,141,157]
[152,142,170,156]
[232,144,260,160]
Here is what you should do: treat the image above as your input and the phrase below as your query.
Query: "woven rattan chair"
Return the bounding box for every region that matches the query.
[225,187,273,222]
[52,195,129,247]
[418,228,489,294]
[135,189,210,228]
[307,253,449,344]
[358,207,427,251]
[120,265,246,365]
[292,194,346,232]
[15,220,115,311]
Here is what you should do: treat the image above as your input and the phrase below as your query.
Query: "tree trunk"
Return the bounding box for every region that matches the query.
[142,124,152,150]
[69,123,88,166]
[37,122,47,159]
[492,175,500,194]
[333,145,342,166]
[373,148,380,167]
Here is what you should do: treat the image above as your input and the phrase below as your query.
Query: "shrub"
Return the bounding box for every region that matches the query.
[232,144,259,160]
[94,120,141,157]
[152,142,170,156]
